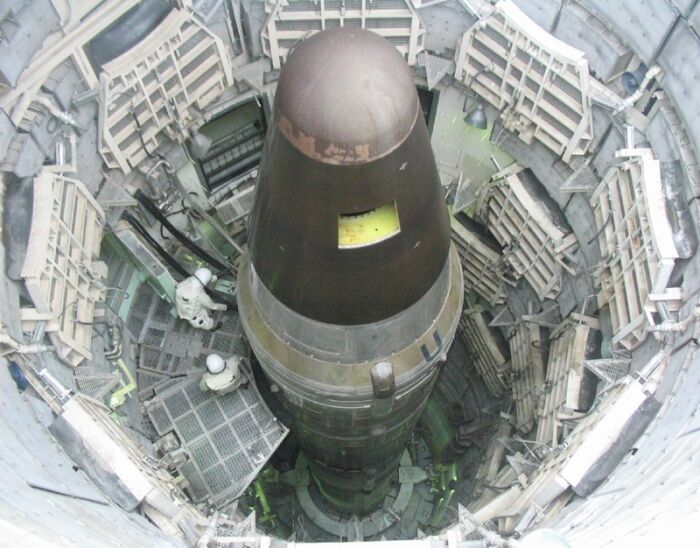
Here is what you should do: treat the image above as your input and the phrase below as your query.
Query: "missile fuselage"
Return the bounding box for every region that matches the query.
[238,28,463,513]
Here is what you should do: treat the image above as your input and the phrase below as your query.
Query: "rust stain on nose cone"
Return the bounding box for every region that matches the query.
[276,27,419,165]
[248,27,452,326]
[238,28,463,516]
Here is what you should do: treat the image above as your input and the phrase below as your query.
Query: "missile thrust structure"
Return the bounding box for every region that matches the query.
[237,28,464,514]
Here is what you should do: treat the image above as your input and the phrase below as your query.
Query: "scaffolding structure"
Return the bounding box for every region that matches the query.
[591,148,681,349]
[509,319,547,433]
[261,0,425,69]
[20,170,106,366]
[454,0,593,163]
[98,9,233,172]
[476,165,578,300]
[459,307,511,397]
[451,215,508,306]
[535,317,597,447]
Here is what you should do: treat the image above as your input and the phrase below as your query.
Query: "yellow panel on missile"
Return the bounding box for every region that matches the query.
[338,201,401,249]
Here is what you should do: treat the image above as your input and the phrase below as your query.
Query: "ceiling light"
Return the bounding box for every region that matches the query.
[464,102,488,129]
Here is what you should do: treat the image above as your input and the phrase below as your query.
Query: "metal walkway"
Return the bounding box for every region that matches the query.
[128,283,288,508]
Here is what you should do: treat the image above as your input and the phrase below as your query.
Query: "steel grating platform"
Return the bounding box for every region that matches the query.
[75,365,121,400]
[145,373,288,507]
[216,511,257,537]
[129,282,287,506]
[137,369,191,400]
[127,284,246,379]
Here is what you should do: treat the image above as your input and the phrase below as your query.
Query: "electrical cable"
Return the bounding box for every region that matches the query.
[160,199,205,240]
[55,301,76,321]
[123,211,189,278]
[587,192,614,246]
[133,189,231,272]
[122,211,237,309]
[108,87,157,160]
[130,104,157,160]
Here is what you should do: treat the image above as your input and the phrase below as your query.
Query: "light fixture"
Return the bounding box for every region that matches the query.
[464,102,488,130]
[621,63,648,95]
[189,130,212,160]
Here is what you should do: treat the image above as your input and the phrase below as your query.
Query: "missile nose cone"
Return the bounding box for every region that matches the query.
[275,28,420,165]
[248,28,451,325]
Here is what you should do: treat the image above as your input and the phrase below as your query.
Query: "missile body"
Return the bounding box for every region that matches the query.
[237,28,463,514]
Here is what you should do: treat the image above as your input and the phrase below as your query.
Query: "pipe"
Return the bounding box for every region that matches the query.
[36,368,72,402]
[196,511,219,548]
[137,157,171,204]
[104,324,122,360]
[0,332,55,357]
[646,302,700,334]
[33,95,82,131]
[143,158,171,181]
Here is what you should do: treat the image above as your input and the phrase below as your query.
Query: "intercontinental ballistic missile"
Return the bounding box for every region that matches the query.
[237,27,463,514]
